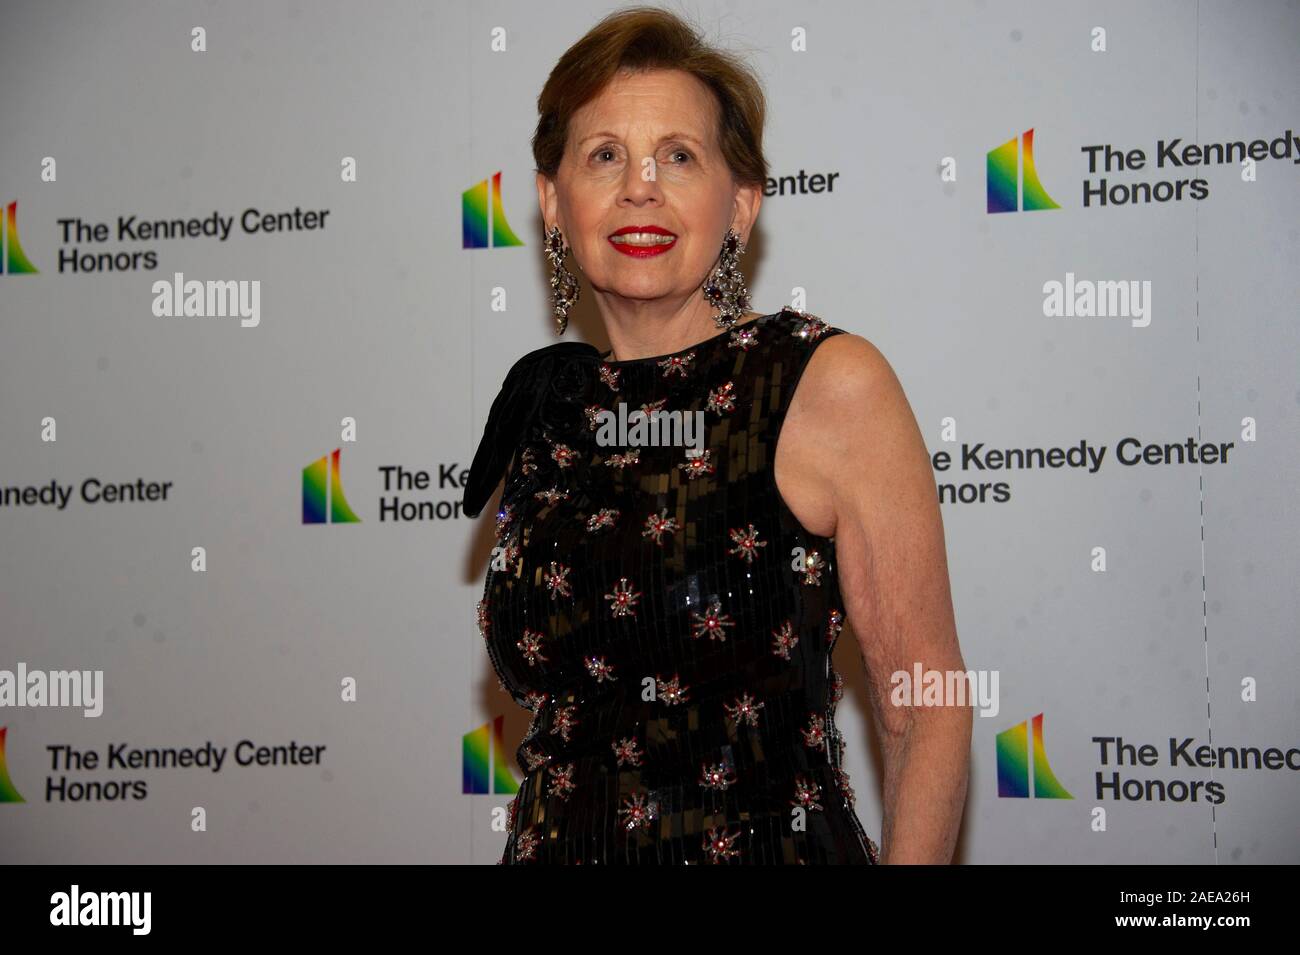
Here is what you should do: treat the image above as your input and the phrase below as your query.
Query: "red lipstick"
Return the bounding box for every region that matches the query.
[608,225,677,258]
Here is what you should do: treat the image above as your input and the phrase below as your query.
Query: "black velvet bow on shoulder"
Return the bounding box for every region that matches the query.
[462,341,605,518]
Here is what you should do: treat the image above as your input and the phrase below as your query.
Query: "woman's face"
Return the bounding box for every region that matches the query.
[538,68,760,311]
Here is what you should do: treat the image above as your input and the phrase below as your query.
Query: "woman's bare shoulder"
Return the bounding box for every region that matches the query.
[791,330,910,429]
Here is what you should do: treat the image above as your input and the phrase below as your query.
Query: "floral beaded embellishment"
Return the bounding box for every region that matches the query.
[690,599,735,641]
[612,736,644,767]
[830,668,845,705]
[642,509,679,546]
[656,674,690,705]
[703,826,742,863]
[550,442,579,468]
[534,486,569,506]
[678,448,715,480]
[519,447,537,474]
[584,405,605,430]
[494,504,514,541]
[599,364,621,391]
[706,381,736,414]
[771,621,799,659]
[798,549,826,585]
[585,655,618,683]
[834,767,857,809]
[603,449,640,470]
[517,628,547,666]
[475,600,490,640]
[657,351,695,377]
[700,761,738,790]
[826,608,844,645]
[547,762,576,800]
[498,536,521,573]
[542,561,572,599]
[604,578,641,617]
[619,791,656,831]
[865,834,880,864]
[549,705,578,743]
[792,774,824,811]
[728,325,760,350]
[801,713,828,749]
[521,745,549,771]
[727,524,767,563]
[585,508,619,532]
[724,693,764,728]
[786,308,830,341]
[514,826,541,861]
[639,398,667,417]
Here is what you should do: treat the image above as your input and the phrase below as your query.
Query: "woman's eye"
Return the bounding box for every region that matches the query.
[669,150,692,164]
[594,148,617,162]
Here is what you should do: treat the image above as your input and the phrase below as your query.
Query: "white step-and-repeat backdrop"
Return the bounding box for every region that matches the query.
[1,0,1296,862]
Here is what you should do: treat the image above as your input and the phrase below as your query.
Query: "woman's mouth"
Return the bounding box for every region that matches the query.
[608,228,677,257]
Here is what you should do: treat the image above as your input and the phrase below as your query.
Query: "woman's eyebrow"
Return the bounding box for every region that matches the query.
[576,131,705,147]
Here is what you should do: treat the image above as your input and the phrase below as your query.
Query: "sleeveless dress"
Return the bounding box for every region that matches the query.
[464,307,880,864]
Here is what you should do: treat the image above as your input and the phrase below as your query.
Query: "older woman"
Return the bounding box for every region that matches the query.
[464,6,969,864]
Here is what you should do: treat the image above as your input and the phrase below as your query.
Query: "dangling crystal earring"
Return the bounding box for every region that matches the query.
[702,227,751,330]
[545,224,580,335]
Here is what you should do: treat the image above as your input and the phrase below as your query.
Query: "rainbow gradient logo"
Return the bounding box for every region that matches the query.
[302,448,361,524]
[1,200,39,274]
[463,714,519,795]
[0,727,26,803]
[987,128,1061,213]
[996,712,1073,798]
[462,171,524,248]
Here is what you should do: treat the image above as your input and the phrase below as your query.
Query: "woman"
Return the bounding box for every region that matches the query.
[463,6,969,864]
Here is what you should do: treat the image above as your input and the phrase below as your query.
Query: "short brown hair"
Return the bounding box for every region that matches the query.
[532,6,768,190]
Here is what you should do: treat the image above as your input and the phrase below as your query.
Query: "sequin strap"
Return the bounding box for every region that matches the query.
[766,308,847,443]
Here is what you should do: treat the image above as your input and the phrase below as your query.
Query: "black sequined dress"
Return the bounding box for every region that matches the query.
[465,307,879,864]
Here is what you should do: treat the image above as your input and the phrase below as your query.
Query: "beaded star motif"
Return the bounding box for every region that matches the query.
[603,449,640,470]
[700,761,738,790]
[549,705,578,743]
[690,599,735,641]
[826,608,844,644]
[706,381,736,414]
[792,774,824,811]
[656,674,690,705]
[542,561,572,599]
[799,549,826,585]
[728,524,767,563]
[658,351,695,377]
[678,448,715,480]
[619,791,656,831]
[604,578,641,617]
[728,325,760,350]
[534,486,569,506]
[586,508,619,532]
[517,628,547,666]
[771,621,800,659]
[642,509,679,546]
[801,713,828,749]
[548,762,576,800]
[514,826,540,861]
[723,693,765,728]
[703,826,742,863]
[550,442,579,468]
[611,736,644,767]
[585,655,617,683]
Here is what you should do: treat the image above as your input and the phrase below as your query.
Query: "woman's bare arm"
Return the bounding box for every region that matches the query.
[780,333,971,863]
